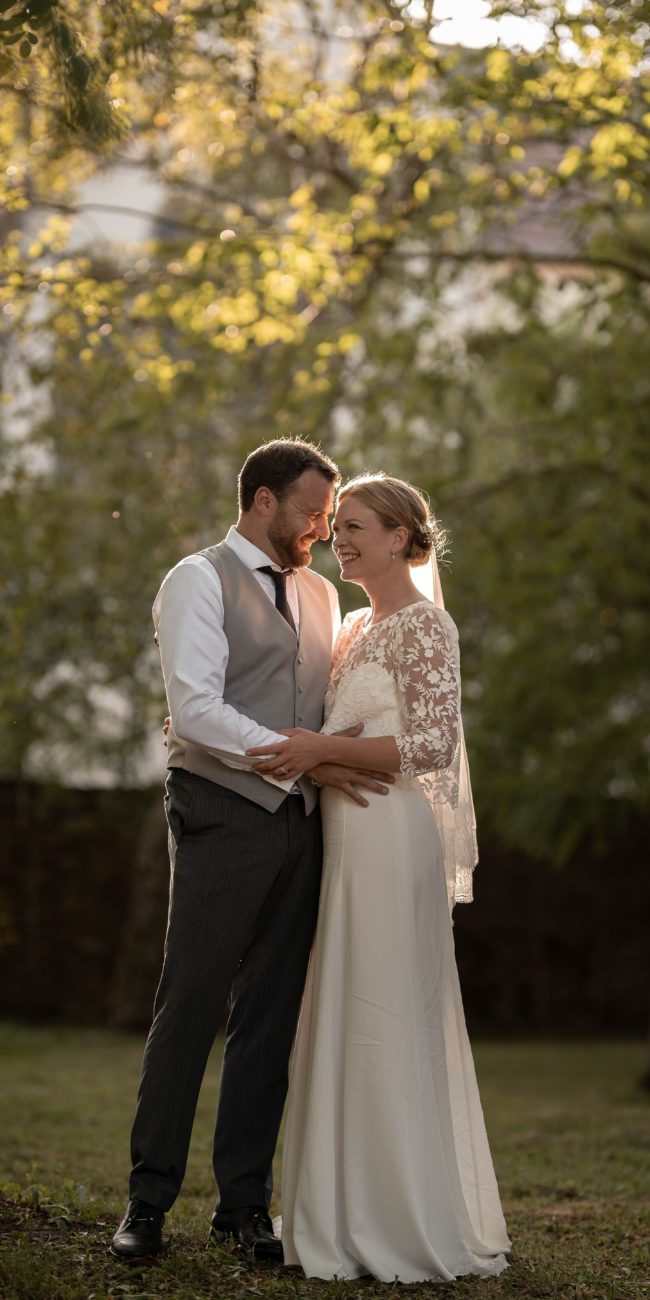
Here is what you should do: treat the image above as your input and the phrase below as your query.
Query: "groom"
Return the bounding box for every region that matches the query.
[110,438,392,1264]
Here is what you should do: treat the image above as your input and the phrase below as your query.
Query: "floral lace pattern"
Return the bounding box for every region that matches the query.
[325,599,478,908]
[326,600,460,783]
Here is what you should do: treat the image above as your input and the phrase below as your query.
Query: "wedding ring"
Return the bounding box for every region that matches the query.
[278,765,289,777]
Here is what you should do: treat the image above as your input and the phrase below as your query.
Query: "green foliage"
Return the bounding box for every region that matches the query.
[0,2,57,59]
[448,277,650,859]
[0,1,121,145]
[0,1,648,861]
[0,1,259,147]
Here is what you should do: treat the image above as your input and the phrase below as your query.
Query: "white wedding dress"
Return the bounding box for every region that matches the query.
[280,600,510,1283]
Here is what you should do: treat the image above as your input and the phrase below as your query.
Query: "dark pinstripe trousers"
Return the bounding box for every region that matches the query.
[129,767,323,1212]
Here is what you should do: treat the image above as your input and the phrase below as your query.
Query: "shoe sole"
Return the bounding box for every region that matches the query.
[108,1245,162,1264]
[207,1229,282,1263]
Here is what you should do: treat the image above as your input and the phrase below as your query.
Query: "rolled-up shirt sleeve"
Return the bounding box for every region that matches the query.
[153,557,291,766]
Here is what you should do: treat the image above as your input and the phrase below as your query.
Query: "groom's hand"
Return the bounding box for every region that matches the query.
[305,762,394,808]
[306,722,395,806]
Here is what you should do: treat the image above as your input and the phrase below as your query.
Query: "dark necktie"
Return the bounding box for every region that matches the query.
[258,566,296,634]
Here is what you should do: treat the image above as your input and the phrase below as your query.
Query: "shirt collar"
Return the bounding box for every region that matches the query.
[225,524,290,574]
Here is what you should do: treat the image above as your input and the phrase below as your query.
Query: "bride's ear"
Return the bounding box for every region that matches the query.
[392,526,409,557]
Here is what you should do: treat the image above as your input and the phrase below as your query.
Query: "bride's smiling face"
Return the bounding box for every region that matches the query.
[332,496,403,583]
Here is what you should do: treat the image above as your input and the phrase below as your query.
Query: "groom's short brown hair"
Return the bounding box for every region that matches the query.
[238,438,340,512]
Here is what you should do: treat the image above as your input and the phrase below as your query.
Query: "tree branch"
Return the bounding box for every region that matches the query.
[383,244,650,284]
[28,198,221,237]
[441,460,650,509]
[109,156,270,223]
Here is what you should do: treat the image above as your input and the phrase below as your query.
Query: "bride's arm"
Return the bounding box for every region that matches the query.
[247,607,460,781]
[247,729,403,779]
[391,603,460,777]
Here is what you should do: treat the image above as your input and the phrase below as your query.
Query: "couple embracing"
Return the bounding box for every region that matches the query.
[110,438,510,1283]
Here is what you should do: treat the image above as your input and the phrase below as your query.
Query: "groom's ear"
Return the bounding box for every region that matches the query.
[252,486,276,516]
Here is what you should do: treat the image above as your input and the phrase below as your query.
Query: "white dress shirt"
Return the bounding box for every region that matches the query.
[153,526,340,781]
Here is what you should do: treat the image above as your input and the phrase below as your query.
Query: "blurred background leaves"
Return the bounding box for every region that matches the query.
[1,0,649,875]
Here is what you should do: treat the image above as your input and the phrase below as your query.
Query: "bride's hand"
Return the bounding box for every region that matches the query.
[247,728,330,779]
[247,723,364,782]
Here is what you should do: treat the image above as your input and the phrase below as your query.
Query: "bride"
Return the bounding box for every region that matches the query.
[248,473,511,1283]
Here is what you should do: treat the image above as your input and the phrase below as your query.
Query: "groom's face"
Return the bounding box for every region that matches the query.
[267,469,334,569]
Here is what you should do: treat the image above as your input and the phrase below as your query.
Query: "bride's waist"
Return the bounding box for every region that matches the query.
[322,713,403,737]
[321,773,426,805]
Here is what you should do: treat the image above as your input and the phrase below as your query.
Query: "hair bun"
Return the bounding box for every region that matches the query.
[405,520,433,561]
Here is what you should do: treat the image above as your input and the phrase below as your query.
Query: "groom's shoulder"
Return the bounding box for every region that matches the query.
[163,550,215,580]
[155,549,222,600]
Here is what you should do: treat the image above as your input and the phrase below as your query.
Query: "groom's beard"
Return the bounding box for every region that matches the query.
[268,514,318,569]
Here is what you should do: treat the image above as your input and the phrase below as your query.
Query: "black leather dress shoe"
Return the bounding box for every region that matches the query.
[109,1198,165,1261]
[208,1206,283,1262]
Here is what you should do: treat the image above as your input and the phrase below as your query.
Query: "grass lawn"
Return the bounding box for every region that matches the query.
[0,1024,648,1299]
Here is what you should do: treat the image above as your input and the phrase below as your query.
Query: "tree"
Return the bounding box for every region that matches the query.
[0,1,258,143]
[1,0,648,867]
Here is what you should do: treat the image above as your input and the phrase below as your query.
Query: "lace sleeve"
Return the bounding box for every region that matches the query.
[392,604,460,777]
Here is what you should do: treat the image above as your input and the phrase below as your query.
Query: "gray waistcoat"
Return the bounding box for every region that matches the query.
[164,541,334,813]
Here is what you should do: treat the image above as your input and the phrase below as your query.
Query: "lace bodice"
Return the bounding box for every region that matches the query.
[325,600,459,778]
[324,598,478,907]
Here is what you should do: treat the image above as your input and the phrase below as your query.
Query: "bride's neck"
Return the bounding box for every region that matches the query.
[362,568,422,624]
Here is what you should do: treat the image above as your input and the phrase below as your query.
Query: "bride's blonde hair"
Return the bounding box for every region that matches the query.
[337,473,446,567]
